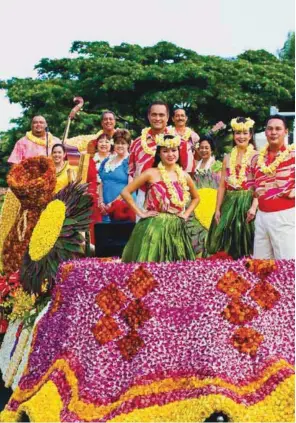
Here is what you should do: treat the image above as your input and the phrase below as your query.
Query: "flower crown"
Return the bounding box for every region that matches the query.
[155,134,181,148]
[230,117,255,132]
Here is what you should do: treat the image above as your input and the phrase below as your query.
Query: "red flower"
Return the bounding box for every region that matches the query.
[208,251,233,261]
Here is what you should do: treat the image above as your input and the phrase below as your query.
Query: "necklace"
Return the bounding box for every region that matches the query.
[257,144,294,174]
[158,162,190,208]
[26,131,53,147]
[140,127,156,156]
[228,145,254,188]
[104,154,128,173]
[176,127,192,141]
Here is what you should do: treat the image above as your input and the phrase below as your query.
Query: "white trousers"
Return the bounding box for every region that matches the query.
[254,208,295,259]
[135,190,146,222]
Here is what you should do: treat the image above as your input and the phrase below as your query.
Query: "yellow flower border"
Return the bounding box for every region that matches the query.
[228,144,254,188]
[0,190,20,272]
[2,358,294,422]
[230,118,255,132]
[158,163,190,208]
[26,131,53,147]
[258,144,294,174]
[29,200,66,262]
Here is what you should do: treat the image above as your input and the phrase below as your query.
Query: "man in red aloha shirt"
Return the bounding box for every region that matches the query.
[129,101,195,212]
[251,115,295,259]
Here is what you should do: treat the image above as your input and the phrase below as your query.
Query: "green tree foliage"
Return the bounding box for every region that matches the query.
[0,41,294,185]
[279,32,295,62]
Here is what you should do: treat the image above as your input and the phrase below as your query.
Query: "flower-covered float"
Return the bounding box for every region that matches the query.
[0,255,294,422]
[0,158,294,423]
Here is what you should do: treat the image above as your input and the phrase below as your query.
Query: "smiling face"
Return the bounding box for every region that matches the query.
[114,140,129,157]
[101,112,116,133]
[31,116,47,137]
[233,130,252,149]
[265,118,288,150]
[97,136,112,154]
[148,105,169,132]
[199,140,212,160]
[172,109,188,129]
[159,147,179,166]
[51,145,66,166]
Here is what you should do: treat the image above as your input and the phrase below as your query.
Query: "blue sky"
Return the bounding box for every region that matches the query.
[0,0,294,131]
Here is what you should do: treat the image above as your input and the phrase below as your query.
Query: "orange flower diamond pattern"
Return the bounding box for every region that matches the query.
[127,265,158,298]
[222,299,258,325]
[250,282,281,310]
[92,266,158,360]
[217,270,250,298]
[92,316,122,345]
[117,330,144,361]
[231,327,264,356]
[96,283,127,315]
[245,258,277,280]
[120,299,151,330]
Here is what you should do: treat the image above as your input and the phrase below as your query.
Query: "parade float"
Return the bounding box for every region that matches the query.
[0,140,294,423]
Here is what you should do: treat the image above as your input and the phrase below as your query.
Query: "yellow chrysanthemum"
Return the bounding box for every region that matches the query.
[0,190,20,271]
[29,200,66,261]
[194,188,217,230]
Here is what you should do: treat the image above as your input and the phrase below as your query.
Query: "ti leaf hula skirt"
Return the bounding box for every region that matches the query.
[206,190,255,259]
[122,213,196,263]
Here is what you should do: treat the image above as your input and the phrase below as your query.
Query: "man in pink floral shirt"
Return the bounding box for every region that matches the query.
[8,116,60,164]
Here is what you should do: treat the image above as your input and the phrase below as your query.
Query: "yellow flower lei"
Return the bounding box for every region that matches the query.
[29,200,66,261]
[228,145,254,188]
[257,144,295,174]
[158,162,190,208]
[26,131,53,147]
[179,127,193,141]
[140,127,156,156]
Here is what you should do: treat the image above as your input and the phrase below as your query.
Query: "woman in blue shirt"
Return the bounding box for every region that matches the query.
[99,129,135,222]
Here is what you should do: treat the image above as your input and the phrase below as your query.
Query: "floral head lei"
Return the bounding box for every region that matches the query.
[230,118,255,132]
[155,134,181,148]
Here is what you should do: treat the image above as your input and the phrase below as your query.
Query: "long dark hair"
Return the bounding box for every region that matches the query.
[232,117,256,149]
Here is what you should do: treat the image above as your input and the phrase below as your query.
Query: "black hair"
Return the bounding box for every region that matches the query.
[147,101,170,116]
[231,117,256,149]
[152,136,181,167]
[199,135,215,151]
[52,143,66,153]
[265,114,288,129]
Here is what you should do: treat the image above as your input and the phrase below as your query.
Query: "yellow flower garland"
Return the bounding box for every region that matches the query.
[257,144,294,174]
[158,163,190,208]
[179,127,192,141]
[228,145,254,188]
[29,200,66,261]
[140,127,156,156]
[194,188,217,230]
[26,131,53,147]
